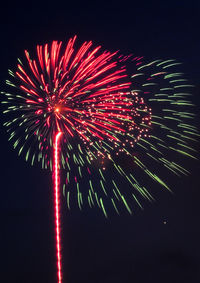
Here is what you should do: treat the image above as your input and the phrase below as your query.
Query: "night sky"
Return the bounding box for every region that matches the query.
[0,1,200,283]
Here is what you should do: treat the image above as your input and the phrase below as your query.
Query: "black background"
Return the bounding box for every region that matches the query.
[0,1,200,283]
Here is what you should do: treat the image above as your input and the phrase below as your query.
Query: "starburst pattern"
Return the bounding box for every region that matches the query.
[1,36,198,216]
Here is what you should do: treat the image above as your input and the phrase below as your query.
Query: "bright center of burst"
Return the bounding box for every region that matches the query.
[54,104,62,113]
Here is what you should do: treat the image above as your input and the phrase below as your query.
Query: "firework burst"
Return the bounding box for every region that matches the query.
[2,35,199,283]
[2,36,198,217]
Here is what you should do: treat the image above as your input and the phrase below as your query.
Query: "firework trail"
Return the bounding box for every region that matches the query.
[1,35,199,282]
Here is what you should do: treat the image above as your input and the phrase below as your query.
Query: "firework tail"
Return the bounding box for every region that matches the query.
[53,132,63,283]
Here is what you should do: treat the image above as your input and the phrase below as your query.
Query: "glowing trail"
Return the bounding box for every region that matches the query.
[54,132,63,283]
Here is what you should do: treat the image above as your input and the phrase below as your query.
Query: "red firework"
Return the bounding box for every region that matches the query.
[3,36,151,283]
[2,32,199,283]
[14,35,150,160]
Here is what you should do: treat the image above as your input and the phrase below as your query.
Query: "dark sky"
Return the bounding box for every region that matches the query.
[0,1,200,283]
